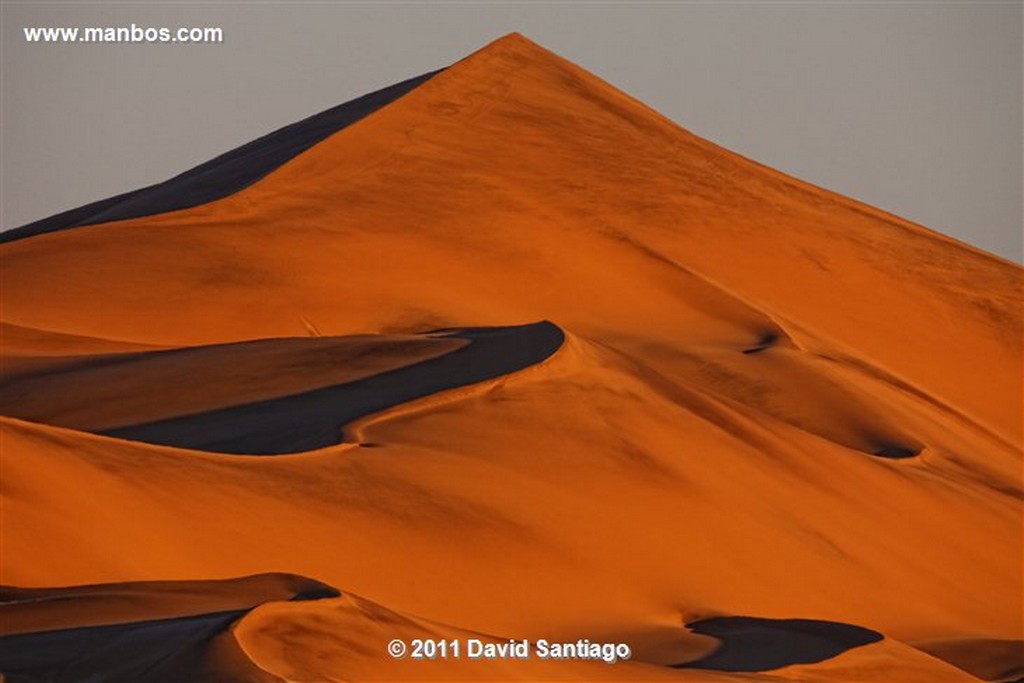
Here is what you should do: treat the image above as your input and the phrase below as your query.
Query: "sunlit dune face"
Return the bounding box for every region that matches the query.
[0,32,1021,683]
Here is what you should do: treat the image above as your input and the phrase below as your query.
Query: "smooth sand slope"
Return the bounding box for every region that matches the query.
[1,33,1021,682]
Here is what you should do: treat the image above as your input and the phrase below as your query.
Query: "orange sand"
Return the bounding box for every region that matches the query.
[1,34,1021,682]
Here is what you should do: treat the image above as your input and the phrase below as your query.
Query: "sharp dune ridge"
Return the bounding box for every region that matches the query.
[1,71,441,244]
[0,32,1021,682]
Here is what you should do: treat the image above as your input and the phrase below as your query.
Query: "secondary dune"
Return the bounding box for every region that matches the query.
[0,573,338,635]
[0,332,466,435]
[1,32,1020,682]
[0,574,337,683]
[103,322,563,454]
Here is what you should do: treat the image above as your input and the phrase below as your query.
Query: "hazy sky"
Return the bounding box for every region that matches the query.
[2,1,1021,261]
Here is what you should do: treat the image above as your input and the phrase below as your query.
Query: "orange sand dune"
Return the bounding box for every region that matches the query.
[1,33,1021,682]
[227,592,981,682]
[0,573,337,635]
[0,333,464,431]
[0,574,337,681]
[0,322,166,379]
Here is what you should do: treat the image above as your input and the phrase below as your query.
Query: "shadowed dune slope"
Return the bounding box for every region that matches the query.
[0,574,339,636]
[911,638,1024,683]
[1,32,1021,682]
[1,331,467,436]
[0,575,338,683]
[677,617,882,671]
[0,322,561,455]
[0,71,440,243]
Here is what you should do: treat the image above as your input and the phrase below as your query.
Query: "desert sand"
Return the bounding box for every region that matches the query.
[1,34,1021,682]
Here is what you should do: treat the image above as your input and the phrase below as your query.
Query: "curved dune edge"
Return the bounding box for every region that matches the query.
[0,574,339,682]
[343,322,571,446]
[1,332,467,434]
[0,322,560,455]
[100,321,563,454]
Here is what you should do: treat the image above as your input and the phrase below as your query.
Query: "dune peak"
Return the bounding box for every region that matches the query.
[482,31,541,51]
[454,31,564,70]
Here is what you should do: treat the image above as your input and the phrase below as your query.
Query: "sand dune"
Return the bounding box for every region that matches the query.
[912,638,1024,682]
[1,32,1021,682]
[0,574,337,682]
[1,332,466,434]
[0,72,439,244]
[104,322,563,454]
[0,573,338,635]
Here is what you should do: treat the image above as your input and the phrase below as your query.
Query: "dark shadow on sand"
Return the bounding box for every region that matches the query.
[0,609,245,683]
[102,321,564,455]
[742,331,779,355]
[873,444,921,459]
[0,578,338,683]
[2,70,440,244]
[674,616,883,672]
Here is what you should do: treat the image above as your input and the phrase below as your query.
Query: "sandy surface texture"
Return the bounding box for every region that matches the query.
[1,33,1021,682]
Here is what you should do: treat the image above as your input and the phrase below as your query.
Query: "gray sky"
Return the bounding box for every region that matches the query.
[2,1,1021,262]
